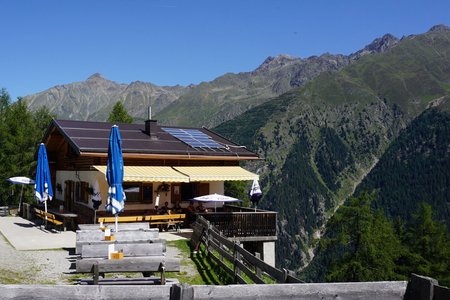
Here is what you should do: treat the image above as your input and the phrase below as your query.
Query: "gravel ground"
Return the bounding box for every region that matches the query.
[0,233,74,284]
[0,230,195,285]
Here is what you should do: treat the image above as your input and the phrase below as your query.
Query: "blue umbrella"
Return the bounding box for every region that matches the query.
[105,125,126,231]
[35,143,53,215]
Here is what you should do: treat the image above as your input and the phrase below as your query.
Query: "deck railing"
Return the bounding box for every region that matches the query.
[198,205,277,238]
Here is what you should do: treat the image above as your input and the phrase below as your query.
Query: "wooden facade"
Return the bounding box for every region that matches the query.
[41,119,262,225]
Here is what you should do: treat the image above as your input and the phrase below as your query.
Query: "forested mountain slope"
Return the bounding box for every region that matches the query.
[302,99,450,282]
[214,25,450,270]
[354,99,450,227]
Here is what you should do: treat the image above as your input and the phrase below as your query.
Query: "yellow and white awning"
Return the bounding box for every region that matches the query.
[173,166,259,182]
[93,166,190,183]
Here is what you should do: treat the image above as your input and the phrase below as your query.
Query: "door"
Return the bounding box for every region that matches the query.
[64,180,75,212]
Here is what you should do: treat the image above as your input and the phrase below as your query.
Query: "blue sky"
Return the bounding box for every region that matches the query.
[1,0,449,100]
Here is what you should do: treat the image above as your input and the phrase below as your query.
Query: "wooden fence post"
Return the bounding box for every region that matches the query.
[234,242,241,284]
[404,273,438,300]
[255,252,262,279]
[170,283,194,300]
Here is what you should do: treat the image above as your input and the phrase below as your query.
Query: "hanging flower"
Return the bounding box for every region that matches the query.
[155,182,171,193]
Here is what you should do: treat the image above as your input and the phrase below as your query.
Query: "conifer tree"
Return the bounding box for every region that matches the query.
[108,101,133,124]
[402,202,450,286]
[324,192,402,282]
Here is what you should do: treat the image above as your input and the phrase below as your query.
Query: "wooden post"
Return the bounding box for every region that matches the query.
[170,283,194,300]
[404,273,439,300]
[234,242,241,284]
[255,252,262,279]
[92,263,99,285]
[160,262,166,285]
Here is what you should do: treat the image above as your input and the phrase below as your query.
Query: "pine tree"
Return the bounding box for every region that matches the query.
[108,102,133,124]
[402,202,450,286]
[324,192,402,282]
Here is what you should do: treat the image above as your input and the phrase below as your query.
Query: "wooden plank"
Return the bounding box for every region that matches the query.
[78,223,150,230]
[235,244,285,282]
[0,206,9,216]
[76,257,180,273]
[81,243,164,258]
[208,251,234,278]
[76,229,159,242]
[98,216,146,223]
[208,239,234,263]
[235,273,247,284]
[209,228,234,249]
[78,277,179,285]
[145,214,186,221]
[234,259,265,284]
[76,239,165,255]
[286,274,303,283]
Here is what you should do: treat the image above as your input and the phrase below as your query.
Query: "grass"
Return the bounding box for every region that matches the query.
[166,239,231,285]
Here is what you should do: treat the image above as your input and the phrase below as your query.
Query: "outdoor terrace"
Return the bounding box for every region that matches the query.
[198,204,277,241]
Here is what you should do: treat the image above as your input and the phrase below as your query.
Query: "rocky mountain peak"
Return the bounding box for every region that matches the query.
[87,73,104,80]
[428,24,450,32]
[350,33,399,60]
[365,34,399,52]
[255,54,300,72]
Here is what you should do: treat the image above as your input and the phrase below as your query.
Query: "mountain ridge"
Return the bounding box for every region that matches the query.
[25,28,404,125]
[213,26,450,270]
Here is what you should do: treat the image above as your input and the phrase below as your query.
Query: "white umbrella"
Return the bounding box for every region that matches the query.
[7,176,35,185]
[249,179,262,212]
[192,193,242,212]
[7,176,35,215]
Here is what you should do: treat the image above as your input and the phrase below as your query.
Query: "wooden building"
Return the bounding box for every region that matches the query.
[42,119,260,224]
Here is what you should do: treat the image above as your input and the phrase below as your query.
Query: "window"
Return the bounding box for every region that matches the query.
[123,183,153,203]
[181,182,209,201]
[75,181,89,204]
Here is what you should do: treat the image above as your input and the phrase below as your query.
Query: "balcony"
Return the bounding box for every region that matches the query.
[198,205,277,242]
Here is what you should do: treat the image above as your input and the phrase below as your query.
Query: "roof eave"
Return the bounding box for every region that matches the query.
[79,151,260,161]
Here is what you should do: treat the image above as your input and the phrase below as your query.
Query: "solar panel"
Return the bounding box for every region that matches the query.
[162,127,225,149]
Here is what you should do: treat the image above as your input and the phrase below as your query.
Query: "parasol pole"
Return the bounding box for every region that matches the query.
[18,185,24,215]
[115,214,118,232]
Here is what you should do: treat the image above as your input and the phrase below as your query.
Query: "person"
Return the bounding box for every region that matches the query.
[160,201,170,215]
[172,201,182,213]
[187,201,195,213]
[186,201,196,225]
[196,202,207,213]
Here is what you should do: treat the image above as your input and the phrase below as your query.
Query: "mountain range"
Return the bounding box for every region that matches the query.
[25,24,450,274]
[25,31,399,127]
[214,24,450,270]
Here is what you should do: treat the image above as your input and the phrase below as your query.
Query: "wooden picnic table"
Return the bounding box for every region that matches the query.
[76,242,179,285]
[47,209,77,231]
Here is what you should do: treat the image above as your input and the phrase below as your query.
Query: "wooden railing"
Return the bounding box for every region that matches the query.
[198,205,277,238]
[192,216,301,284]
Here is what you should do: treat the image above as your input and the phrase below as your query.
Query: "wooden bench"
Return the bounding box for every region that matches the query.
[78,222,150,231]
[75,229,161,254]
[146,214,186,231]
[76,243,180,285]
[97,214,186,231]
[0,206,9,216]
[97,215,147,223]
[76,238,166,255]
[34,208,63,231]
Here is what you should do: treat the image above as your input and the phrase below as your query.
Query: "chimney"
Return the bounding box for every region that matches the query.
[144,106,158,139]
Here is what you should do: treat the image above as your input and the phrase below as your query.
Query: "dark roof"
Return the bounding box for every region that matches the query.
[44,119,259,159]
